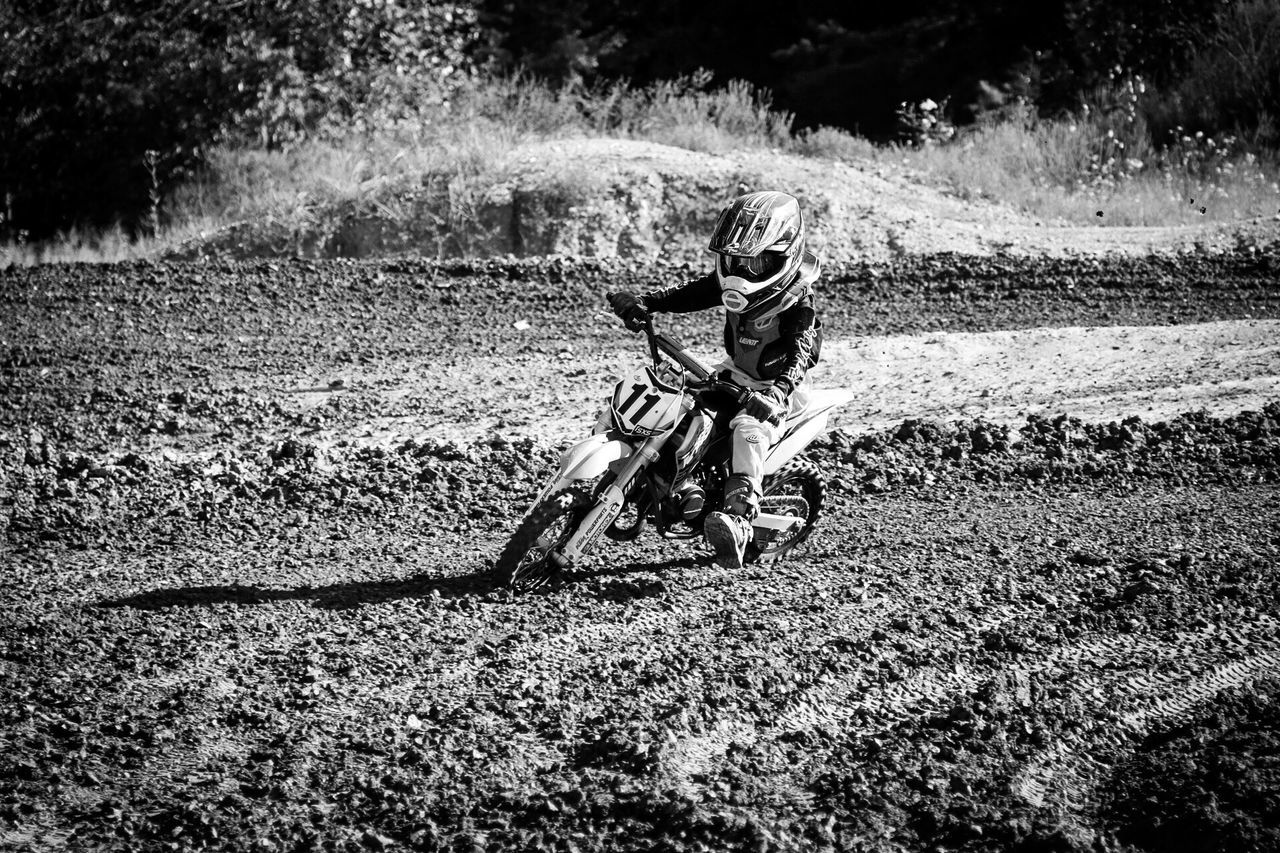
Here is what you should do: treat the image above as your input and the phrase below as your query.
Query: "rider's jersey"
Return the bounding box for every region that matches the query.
[640,257,823,395]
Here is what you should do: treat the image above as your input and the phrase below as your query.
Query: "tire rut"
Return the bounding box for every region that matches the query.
[1013,613,1280,812]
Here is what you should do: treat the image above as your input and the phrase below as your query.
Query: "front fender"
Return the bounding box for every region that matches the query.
[534,434,635,506]
[559,433,634,482]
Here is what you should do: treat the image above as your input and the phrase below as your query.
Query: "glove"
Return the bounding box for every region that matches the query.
[608,291,651,332]
[742,384,788,425]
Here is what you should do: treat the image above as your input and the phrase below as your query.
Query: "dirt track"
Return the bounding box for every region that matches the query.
[2,252,1280,852]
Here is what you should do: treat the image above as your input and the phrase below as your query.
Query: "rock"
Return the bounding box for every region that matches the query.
[361,830,396,850]
[1070,549,1111,567]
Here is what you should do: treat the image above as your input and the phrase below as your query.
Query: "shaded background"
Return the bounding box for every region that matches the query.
[2,0,1275,238]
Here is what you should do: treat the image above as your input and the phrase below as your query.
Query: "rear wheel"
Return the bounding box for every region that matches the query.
[494,487,593,593]
[746,459,826,565]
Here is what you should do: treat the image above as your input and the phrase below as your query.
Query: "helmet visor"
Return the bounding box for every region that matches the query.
[719,252,786,283]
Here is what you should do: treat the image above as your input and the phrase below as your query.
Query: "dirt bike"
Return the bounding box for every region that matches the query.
[493,309,853,592]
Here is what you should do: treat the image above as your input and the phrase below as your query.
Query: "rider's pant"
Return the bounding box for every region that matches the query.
[719,361,809,517]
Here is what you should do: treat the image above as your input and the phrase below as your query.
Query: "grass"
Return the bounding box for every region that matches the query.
[3,72,1277,266]
[867,104,1280,226]
[161,71,791,226]
[0,221,218,265]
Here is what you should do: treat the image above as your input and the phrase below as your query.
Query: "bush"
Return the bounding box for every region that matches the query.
[793,126,878,162]
[0,0,476,240]
[1155,0,1280,149]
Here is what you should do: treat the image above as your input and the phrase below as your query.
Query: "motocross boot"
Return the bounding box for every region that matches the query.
[704,476,757,569]
[671,479,706,522]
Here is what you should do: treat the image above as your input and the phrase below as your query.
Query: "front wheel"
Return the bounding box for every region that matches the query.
[494,486,594,592]
[746,458,826,565]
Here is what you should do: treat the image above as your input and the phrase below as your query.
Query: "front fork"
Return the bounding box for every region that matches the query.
[555,432,669,566]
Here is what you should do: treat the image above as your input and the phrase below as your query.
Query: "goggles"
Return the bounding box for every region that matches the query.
[718,252,786,283]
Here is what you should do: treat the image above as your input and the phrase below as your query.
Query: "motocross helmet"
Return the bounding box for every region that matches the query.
[708,191,806,314]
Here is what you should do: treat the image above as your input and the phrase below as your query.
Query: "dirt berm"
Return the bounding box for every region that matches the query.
[166,139,1280,263]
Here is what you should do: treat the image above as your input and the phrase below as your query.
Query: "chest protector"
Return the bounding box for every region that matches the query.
[721,258,821,381]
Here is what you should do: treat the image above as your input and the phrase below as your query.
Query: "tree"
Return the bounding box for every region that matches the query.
[0,0,477,239]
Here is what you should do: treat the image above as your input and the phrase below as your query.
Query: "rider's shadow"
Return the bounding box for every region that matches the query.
[98,563,500,611]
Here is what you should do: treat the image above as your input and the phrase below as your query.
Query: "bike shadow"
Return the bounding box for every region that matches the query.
[566,556,705,601]
[98,562,501,612]
[100,555,714,612]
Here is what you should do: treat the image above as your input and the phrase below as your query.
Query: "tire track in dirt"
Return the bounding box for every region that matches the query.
[463,584,908,788]
[775,664,985,736]
[649,586,1039,806]
[657,717,761,799]
[667,601,1049,812]
[768,599,1047,740]
[649,589,909,803]
[1012,613,1280,812]
[668,608,1280,817]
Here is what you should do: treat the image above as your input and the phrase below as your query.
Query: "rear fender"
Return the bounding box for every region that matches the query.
[763,388,854,475]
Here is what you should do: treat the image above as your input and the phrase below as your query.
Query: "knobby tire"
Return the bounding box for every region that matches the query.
[494,486,594,593]
[747,457,826,565]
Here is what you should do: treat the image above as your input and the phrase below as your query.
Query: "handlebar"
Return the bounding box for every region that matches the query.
[606,291,748,405]
[650,329,711,381]
[651,324,746,402]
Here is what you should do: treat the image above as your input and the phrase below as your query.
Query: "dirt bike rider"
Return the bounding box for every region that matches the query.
[608,190,823,569]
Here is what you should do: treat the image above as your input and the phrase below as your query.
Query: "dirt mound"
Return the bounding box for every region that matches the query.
[8,404,1279,552]
[165,139,1280,263]
[818,403,1280,494]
